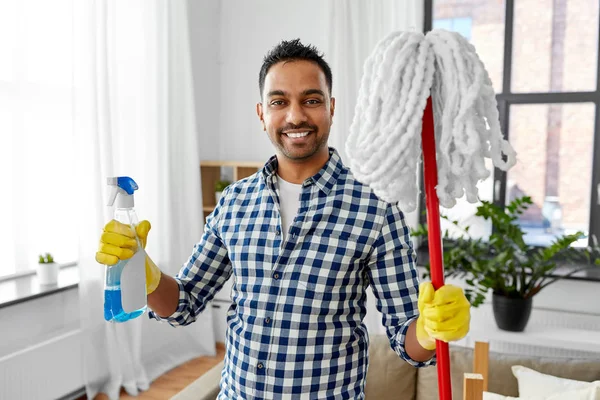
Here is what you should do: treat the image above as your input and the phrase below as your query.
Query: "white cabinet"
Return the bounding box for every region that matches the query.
[214,277,233,302]
[212,299,231,344]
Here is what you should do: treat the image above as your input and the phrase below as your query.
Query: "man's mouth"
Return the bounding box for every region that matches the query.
[283,131,311,139]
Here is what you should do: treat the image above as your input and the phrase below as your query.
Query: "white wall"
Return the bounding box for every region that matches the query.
[217,0,330,162]
[188,0,222,161]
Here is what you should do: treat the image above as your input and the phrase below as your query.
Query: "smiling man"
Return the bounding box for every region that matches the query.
[256,54,333,184]
[96,38,471,399]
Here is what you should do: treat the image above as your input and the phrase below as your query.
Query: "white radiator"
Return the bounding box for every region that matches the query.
[0,329,83,400]
[462,305,600,359]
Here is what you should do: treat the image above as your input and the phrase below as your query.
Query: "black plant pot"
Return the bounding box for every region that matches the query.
[492,293,533,332]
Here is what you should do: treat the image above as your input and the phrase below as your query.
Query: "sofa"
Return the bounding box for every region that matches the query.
[171,334,600,399]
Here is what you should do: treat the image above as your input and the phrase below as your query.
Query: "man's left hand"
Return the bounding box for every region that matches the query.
[416,282,471,351]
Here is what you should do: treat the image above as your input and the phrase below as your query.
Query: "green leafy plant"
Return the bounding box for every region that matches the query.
[38,253,55,264]
[412,196,600,307]
[215,180,232,193]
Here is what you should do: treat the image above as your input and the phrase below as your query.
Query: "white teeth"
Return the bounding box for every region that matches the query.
[286,131,310,138]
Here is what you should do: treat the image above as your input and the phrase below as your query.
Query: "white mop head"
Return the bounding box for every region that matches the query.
[346,29,517,212]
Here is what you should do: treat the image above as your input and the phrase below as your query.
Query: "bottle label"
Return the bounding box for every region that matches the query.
[120,249,147,312]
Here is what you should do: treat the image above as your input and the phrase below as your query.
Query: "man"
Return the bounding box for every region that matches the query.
[96,39,470,399]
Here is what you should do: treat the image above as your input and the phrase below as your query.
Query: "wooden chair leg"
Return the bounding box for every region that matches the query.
[473,341,489,392]
[463,373,484,400]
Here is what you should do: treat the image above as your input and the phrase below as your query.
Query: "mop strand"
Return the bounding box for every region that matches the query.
[346,29,517,211]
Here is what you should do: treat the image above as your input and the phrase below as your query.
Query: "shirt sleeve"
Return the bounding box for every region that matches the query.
[149,187,233,327]
[366,202,436,367]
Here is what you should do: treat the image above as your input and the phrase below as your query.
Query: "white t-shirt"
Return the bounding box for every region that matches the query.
[276,174,303,242]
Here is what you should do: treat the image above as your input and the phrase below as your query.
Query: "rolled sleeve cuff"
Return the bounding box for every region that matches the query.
[148,278,192,327]
[395,315,437,368]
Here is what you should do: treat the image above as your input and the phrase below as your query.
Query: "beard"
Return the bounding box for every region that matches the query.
[270,123,328,161]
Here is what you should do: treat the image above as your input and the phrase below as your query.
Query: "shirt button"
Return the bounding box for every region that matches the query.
[257,362,264,369]
[273,272,280,280]
[275,228,281,235]
[265,317,271,324]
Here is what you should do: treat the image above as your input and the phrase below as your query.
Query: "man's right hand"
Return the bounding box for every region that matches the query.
[96,220,162,295]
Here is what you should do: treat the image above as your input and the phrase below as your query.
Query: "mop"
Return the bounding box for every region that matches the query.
[346,29,517,400]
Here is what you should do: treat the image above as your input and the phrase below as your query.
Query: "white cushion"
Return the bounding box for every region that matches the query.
[512,365,600,398]
[483,391,519,400]
[484,386,600,400]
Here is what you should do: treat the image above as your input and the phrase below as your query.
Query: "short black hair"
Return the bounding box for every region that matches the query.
[259,39,332,99]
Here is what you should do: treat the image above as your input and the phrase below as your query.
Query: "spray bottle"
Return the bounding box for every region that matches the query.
[104,176,147,322]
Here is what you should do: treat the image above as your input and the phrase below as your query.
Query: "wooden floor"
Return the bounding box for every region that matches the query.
[80,343,226,400]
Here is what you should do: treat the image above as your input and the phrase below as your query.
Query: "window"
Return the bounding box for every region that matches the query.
[433,17,473,40]
[425,0,600,250]
[0,0,78,279]
[429,0,506,240]
[507,103,594,247]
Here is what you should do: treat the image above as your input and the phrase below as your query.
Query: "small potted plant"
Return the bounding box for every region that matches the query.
[215,180,232,204]
[412,196,600,332]
[37,252,59,286]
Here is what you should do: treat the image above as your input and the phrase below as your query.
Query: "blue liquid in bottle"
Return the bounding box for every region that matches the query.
[103,177,147,323]
[104,259,146,322]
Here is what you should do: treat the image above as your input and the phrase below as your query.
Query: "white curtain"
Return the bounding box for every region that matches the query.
[73,1,215,398]
[326,0,424,336]
[326,0,423,164]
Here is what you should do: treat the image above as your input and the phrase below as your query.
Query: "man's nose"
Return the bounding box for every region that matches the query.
[286,102,308,125]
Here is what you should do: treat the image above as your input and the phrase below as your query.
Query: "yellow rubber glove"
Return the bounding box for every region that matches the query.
[95,219,162,295]
[416,282,471,351]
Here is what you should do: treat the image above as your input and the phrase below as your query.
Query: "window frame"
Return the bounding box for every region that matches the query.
[422,0,600,255]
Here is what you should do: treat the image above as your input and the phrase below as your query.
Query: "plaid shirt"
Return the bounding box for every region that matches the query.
[151,148,434,399]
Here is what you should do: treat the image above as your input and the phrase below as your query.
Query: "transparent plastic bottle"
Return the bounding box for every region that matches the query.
[103,177,147,323]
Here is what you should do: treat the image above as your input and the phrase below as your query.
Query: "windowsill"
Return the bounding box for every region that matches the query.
[0,264,79,309]
[455,305,600,355]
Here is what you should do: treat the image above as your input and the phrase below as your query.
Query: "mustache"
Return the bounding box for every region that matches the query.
[277,123,318,135]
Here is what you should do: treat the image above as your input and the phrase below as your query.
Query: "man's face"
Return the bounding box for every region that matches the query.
[257,60,335,162]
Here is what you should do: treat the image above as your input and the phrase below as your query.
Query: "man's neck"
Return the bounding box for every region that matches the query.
[276,148,330,184]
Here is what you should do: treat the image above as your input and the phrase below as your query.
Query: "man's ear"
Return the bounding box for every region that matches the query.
[256,102,266,131]
[330,97,336,118]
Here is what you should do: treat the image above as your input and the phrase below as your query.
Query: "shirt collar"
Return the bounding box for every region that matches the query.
[262,147,344,195]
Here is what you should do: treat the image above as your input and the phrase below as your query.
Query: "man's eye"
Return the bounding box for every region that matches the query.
[306,99,321,105]
[271,100,285,106]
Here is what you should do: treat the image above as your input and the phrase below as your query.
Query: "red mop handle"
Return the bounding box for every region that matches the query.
[421,96,452,400]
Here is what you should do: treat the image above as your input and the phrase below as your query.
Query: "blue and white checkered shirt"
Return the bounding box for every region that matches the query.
[151,148,434,399]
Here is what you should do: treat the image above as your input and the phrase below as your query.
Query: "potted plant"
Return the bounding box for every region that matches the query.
[412,196,600,332]
[37,252,59,286]
[215,180,231,204]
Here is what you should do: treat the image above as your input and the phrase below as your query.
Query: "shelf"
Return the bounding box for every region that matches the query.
[199,161,263,220]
